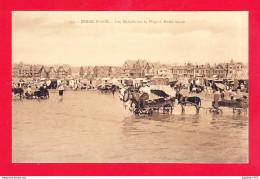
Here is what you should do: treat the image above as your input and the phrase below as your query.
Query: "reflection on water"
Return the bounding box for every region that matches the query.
[12,90,248,163]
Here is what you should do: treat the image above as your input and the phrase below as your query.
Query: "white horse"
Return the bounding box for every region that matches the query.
[119,88,126,101]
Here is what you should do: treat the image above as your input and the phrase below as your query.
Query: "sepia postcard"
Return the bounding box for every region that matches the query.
[12,11,248,163]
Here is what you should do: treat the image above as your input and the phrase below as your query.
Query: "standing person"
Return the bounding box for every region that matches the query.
[192,84,196,93]
[205,85,209,97]
[58,84,64,99]
[213,90,220,109]
[111,85,116,97]
[25,85,32,98]
[236,86,241,99]
[119,87,126,101]
[43,84,49,98]
[179,83,182,92]
[189,82,193,93]
[209,84,213,95]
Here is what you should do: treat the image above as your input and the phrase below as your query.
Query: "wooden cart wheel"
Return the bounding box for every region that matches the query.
[163,104,172,114]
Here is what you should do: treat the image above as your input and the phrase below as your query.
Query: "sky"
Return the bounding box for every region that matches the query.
[12,11,248,66]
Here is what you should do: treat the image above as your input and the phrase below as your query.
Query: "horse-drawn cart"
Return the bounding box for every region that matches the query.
[98,84,117,94]
[130,95,175,115]
[210,98,248,114]
[124,86,176,115]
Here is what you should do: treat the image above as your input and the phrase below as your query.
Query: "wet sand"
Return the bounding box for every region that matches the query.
[12,89,248,163]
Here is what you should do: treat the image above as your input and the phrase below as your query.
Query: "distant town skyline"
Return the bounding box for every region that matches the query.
[12,11,248,67]
[12,59,248,68]
[12,58,248,82]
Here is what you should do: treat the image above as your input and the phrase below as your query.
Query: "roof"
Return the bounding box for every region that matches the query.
[122,60,136,68]
[214,64,226,70]
[122,59,149,69]
[44,67,51,72]
[159,64,172,70]
[136,59,148,67]
[57,66,65,71]
[39,66,48,72]
[173,66,185,70]
[34,65,42,69]
[236,62,244,65]
[48,66,56,72]
[194,65,206,69]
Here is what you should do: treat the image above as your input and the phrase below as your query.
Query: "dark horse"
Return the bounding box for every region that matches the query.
[196,86,204,93]
[12,88,24,99]
[176,92,201,113]
[98,85,112,94]
[34,87,49,99]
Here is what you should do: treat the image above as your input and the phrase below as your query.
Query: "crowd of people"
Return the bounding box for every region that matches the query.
[184,81,247,100]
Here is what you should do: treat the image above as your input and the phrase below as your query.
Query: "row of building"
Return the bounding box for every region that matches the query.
[12,63,73,79]
[113,59,247,80]
[12,59,248,80]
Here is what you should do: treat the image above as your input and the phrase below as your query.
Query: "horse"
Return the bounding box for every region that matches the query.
[12,88,24,99]
[196,86,205,93]
[119,87,139,113]
[25,91,35,99]
[176,92,201,113]
[34,88,49,99]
